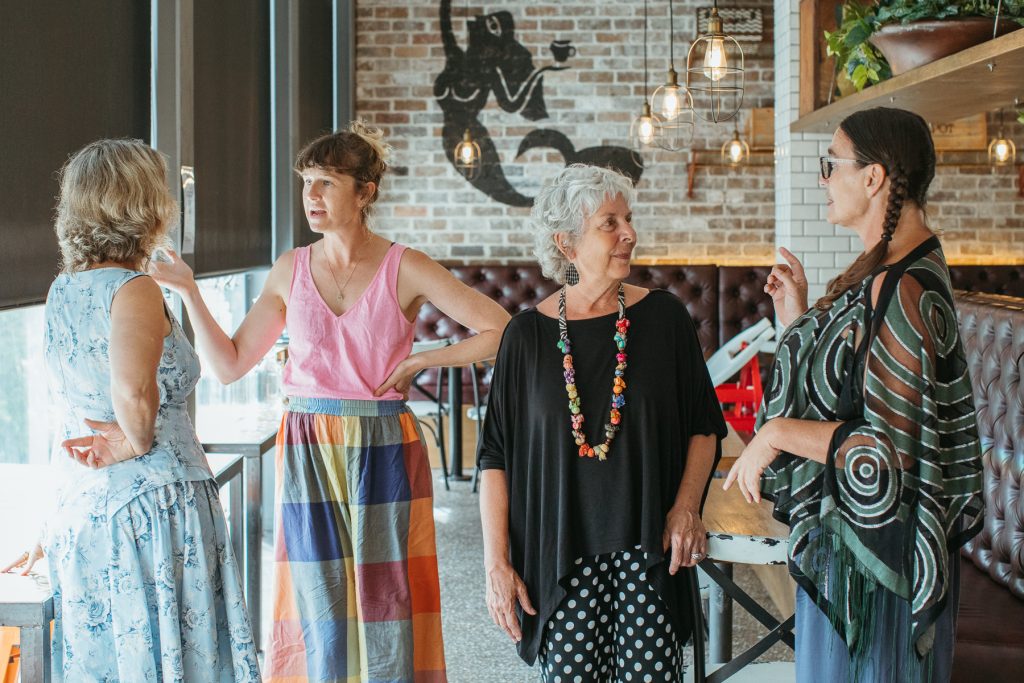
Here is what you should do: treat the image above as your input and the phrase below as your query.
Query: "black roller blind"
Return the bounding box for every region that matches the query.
[192,0,272,275]
[0,2,150,309]
[296,0,336,249]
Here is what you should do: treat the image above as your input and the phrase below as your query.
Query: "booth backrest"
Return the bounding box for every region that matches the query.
[416,264,773,357]
[415,263,1024,400]
[956,291,1024,599]
[950,265,1024,298]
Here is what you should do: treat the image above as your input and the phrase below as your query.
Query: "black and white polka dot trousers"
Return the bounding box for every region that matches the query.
[538,549,686,683]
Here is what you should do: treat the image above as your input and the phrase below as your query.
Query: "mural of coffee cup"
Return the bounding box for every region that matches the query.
[550,40,576,63]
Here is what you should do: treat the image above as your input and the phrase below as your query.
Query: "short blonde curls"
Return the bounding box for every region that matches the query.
[55,139,176,273]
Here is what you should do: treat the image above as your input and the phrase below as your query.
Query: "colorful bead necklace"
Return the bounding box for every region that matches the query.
[556,283,630,461]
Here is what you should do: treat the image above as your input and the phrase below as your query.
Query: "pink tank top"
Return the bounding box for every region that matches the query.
[282,242,414,400]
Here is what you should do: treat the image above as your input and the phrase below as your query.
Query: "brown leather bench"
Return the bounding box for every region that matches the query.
[953,291,1024,682]
[414,264,775,400]
[414,263,1024,400]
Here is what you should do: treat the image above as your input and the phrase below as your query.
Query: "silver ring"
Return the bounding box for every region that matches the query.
[690,552,704,560]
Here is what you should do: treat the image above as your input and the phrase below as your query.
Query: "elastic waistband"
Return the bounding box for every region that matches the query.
[285,397,408,417]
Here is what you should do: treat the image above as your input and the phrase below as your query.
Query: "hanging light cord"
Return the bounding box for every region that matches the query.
[668,0,674,68]
[643,0,649,99]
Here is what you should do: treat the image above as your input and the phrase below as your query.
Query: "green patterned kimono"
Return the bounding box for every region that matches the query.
[758,237,984,664]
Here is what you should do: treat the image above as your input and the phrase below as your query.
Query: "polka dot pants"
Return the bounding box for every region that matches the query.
[538,549,685,683]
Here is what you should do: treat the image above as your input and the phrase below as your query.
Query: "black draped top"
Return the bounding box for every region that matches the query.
[479,289,728,664]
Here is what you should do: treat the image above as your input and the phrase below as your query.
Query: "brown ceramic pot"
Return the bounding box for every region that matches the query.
[869,17,1022,75]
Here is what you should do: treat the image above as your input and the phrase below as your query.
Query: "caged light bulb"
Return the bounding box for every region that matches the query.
[703,37,728,82]
[660,88,681,120]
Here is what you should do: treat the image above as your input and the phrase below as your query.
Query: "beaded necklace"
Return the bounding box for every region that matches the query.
[557,283,630,461]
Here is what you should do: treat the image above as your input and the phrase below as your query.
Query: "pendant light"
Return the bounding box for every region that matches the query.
[452,0,482,179]
[721,125,750,166]
[988,109,1017,167]
[686,0,745,123]
[629,0,662,158]
[454,129,482,179]
[651,0,695,151]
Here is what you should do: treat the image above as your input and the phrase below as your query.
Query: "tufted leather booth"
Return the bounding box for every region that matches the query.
[414,264,772,401]
[952,291,1024,682]
[415,264,1024,401]
[949,265,1024,298]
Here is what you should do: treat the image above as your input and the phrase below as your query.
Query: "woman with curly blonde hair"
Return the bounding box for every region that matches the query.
[3,139,260,682]
[150,121,509,682]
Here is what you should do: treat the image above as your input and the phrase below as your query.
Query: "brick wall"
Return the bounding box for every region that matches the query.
[354,0,1024,276]
[356,0,777,265]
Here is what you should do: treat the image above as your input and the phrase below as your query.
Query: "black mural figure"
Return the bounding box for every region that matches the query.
[434,0,643,207]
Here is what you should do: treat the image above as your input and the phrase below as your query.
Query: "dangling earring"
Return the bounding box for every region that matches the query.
[565,262,580,286]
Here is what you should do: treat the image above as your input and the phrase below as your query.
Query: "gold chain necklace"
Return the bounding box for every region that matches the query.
[322,231,373,304]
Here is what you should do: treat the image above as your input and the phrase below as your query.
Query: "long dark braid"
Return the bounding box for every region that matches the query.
[814,108,934,310]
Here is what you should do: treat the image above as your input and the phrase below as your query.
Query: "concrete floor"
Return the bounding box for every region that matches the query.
[259,470,795,682]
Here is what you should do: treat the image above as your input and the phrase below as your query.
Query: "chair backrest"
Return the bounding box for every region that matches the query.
[412,339,451,354]
[719,317,772,354]
[706,326,776,387]
[705,320,773,382]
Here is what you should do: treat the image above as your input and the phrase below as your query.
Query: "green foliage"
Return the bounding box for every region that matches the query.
[875,0,1024,26]
[824,2,891,91]
[1018,109,1024,125]
[826,1,1024,94]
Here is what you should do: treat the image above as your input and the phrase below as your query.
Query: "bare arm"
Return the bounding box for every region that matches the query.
[672,434,718,511]
[663,434,717,573]
[479,468,535,641]
[480,469,512,571]
[150,249,291,384]
[108,276,169,455]
[376,250,510,395]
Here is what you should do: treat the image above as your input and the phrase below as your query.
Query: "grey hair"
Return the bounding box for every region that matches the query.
[529,164,637,284]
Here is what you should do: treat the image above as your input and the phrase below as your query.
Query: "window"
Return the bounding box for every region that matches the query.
[193,269,284,416]
[0,305,52,465]
[0,268,281,466]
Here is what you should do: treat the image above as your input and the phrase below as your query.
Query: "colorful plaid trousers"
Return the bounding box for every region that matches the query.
[266,398,447,683]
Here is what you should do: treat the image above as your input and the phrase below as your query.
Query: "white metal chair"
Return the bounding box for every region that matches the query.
[705,319,776,387]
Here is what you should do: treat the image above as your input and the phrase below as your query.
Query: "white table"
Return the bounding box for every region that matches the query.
[196,404,280,652]
[696,429,794,683]
[0,464,54,683]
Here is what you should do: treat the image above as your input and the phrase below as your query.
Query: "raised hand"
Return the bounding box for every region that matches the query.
[148,248,197,296]
[764,247,809,327]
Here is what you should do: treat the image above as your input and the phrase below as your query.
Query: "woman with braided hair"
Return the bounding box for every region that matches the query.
[724,107,984,682]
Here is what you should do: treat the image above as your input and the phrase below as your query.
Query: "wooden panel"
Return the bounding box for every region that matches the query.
[798,0,844,117]
[931,114,988,151]
[793,29,1024,134]
[746,107,775,148]
[798,0,819,117]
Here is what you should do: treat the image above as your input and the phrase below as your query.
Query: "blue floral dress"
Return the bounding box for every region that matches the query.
[43,268,261,682]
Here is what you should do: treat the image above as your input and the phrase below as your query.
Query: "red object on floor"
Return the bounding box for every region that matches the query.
[714,343,763,432]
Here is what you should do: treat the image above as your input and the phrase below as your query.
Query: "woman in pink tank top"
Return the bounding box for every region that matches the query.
[149,121,510,683]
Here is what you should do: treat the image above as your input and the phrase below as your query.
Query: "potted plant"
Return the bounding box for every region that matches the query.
[825,2,892,94]
[826,1,1024,94]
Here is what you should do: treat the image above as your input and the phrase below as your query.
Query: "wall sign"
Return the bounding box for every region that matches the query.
[433,0,643,207]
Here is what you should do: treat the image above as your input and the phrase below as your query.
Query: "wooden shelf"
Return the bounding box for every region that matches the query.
[792,29,1024,134]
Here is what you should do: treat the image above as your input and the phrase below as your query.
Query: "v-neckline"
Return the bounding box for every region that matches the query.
[308,241,393,319]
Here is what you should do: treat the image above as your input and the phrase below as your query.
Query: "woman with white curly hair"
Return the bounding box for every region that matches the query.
[479,164,726,681]
[3,138,260,681]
